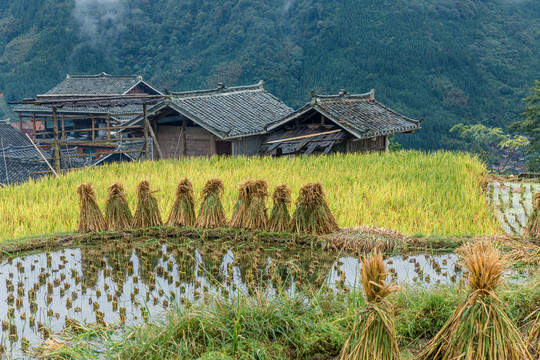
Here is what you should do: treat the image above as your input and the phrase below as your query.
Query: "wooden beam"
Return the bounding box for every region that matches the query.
[210,134,217,155]
[52,107,61,174]
[25,134,58,177]
[18,113,22,133]
[32,113,36,140]
[143,105,149,160]
[266,129,341,144]
[146,118,163,160]
[107,115,111,140]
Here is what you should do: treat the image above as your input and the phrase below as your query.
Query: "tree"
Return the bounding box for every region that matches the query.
[511,80,540,172]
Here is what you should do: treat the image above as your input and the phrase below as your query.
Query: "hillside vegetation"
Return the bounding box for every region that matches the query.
[0,152,500,240]
[0,0,539,149]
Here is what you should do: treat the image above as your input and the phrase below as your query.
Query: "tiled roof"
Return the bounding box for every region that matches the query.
[124,81,294,139]
[0,121,31,147]
[13,104,143,122]
[267,90,421,140]
[45,73,158,95]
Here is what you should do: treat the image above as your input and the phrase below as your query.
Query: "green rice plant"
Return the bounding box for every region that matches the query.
[267,184,292,232]
[244,180,268,230]
[105,182,132,231]
[167,178,196,227]
[340,250,400,360]
[291,183,339,235]
[132,180,162,228]
[77,183,107,233]
[196,178,226,228]
[524,192,540,239]
[229,180,254,228]
[418,241,533,360]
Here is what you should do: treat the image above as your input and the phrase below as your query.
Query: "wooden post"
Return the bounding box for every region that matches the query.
[210,134,217,155]
[32,113,36,140]
[384,135,389,154]
[321,113,325,126]
[107,115,111,140]
[147,120,163,160]
[181,118,187,157]
[18,113,22,133]
[143,105,149,160]
[61,114,65,140]
[91,117,95,142]
[52,107,61,174]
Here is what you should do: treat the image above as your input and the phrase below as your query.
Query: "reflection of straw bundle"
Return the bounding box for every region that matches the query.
[244,180,268,230]
[196,178,226,228]
[524,192,540,238]
[229,180,254,228]
[268,184,292,232]
[167,178,196,227]
[340,251,400,360]
[291,183,339,235]
[77,183,107,233]
[132,180,162,228]
[419,241,532,360]
[105,182,132,231]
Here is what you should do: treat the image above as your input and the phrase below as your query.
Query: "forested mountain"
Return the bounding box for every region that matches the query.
[0,0,538,149]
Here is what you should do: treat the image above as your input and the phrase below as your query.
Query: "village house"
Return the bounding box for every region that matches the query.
[261,89,422,155]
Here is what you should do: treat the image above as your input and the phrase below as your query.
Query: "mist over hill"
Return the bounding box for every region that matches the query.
[0,0,538,149]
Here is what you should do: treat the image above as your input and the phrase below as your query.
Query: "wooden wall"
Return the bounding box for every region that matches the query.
[349,135,386,153]
[157,125,232,158]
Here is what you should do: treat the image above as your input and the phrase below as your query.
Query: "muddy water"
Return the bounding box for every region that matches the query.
[0,240,511,357]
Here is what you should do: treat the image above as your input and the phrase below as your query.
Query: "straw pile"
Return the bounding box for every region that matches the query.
[167,178,196,227]
[524,192,540,238]
[132,180,162,228]
[418,240,532,360]
[244,180,268,230]
[340,250,400,360]
[105,182,132,231]
[196,178,226,228]
[527,310,540,358]
[291,183,339,235]
[267,184,292,232]
[77,183,107,233]
[229,180,254,228]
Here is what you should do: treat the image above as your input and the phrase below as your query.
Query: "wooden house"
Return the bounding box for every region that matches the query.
[262,90,421,155]
[123,81,293,158]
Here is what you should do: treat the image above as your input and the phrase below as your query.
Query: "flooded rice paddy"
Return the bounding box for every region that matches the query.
[0,239,526,357]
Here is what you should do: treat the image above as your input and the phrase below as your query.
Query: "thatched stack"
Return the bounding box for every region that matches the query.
[229,180,254,228]
[267,184,292,232]
[244,180,268,230]
[77,183,107,233]
[105,182,132,231]
[132,180,162,228]
[419,241,532,360]
[167,178,196,227]
[340,251,400,360]
[524,192,540,238]
[291,183,339,235]
[196,178,226,228]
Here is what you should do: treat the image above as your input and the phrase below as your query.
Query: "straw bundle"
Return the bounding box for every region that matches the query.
[524,192,540,238]
[77,183,107,233]
[132,180,162,228]
[267,184,292,232]
[419,241,533,360]
[105,182,132,231]
[196,178,226,228]
[167,178,196,227]
[244,179,268,230]
[526,310,540,357]
[229,180,254,228]
[340,251,400,360]
[291,183,339,235]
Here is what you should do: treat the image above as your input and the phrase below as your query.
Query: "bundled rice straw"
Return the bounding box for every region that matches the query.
[196,178,226,228]
[419,241,533,360]
[167,178,196,227]
[526,309,540,357]
[229,180,254,228]
[77,183,107,233]
[244,179,268,230]
[340,251,400,360]
[267,184,292,232]
[105,182,132,231]
[132,180,162,228]
[524,192,540,238]
[291,183,339,235]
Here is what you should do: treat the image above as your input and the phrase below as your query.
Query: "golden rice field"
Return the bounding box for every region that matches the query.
[0,151,502,240]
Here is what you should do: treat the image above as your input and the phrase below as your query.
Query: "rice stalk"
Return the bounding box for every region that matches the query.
[340,250,400,360]
[229,180,254,228]
[77,183,107,233]
[524,192,540,239]
[291,183,339,235]
[132,180,162,228]
[526,309,540,357]
[267,184,292,232]
[244,179,268,230]
[418,240,533,360]
[167,178,196,227]
[196,178,226,228]
[105,182,132,231]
